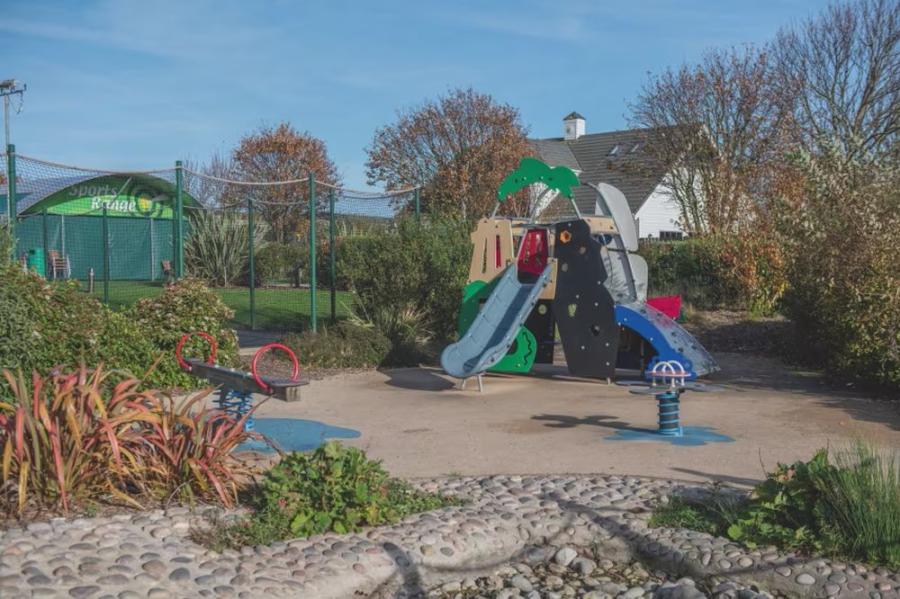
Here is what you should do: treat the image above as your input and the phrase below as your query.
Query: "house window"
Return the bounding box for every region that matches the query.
[658,230,684,241]
[629,142,642,154]
[607,145,620,156]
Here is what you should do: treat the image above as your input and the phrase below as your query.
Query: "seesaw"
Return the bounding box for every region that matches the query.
[176,332,309,430]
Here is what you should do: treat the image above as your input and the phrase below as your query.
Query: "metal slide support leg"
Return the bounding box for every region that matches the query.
[655,390,682,437]
[460,375,485,392]
[215,388,255,431]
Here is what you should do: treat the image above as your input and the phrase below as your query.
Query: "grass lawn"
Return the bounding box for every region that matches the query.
[88,281,354,330]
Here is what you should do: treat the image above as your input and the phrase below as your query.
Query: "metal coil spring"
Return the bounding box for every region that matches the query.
[655,390,682,437]
[215,389,255,431]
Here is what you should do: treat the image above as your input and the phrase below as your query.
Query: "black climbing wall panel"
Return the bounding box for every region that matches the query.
[552,220,619,378]
[524,299,556,364]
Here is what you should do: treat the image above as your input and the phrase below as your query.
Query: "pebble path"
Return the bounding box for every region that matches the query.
[0,475,897,598]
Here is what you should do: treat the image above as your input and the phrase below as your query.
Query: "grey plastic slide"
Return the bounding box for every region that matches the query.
[441,263,552,379]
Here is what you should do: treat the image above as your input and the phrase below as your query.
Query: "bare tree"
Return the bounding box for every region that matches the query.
[366,88,531,219]
[183,151,237,208]
[773,0,899,161]
[629,46,795,234]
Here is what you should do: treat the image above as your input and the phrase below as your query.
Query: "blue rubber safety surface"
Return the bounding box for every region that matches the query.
[237,418,361,453]
[604,425,735,447]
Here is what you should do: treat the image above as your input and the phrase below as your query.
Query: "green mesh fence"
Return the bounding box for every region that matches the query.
[3,154,178,309]
[1,152,420,333]
[179,169,416,331]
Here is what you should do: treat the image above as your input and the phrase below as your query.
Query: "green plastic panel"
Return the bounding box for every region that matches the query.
[457,279,536,374]
[497,157,580,201]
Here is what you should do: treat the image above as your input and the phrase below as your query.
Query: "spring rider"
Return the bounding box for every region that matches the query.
[628,360,723,437]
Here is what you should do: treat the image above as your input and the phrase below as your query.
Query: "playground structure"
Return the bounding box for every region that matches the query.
[176,332,307,432]
[441,158,718,386]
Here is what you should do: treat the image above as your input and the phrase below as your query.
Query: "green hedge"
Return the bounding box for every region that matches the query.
[641,234,786,315]
[0,269,237,395]
[254,243,308,287]
[338,217,470,341]
[282,322,390,369]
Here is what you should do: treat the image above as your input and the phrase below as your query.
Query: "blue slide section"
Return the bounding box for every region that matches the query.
[615,302,719,379]
[441,264,552,379]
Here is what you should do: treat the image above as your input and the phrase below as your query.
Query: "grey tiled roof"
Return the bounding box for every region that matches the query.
[529,127,672,215]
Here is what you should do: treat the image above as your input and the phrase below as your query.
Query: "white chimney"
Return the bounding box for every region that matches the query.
[563,111,585,140]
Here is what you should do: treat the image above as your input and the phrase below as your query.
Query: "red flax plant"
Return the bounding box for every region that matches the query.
[0,365,257,516]
[135,389,261,508]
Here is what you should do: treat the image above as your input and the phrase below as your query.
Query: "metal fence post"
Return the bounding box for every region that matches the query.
[174,160,184,278]
[149,216,155,281]
[41,209,49,259]
[329,189,336,324]
[6,144,16,255]
[248,198,256,331]
[102,206,110,304]
[308,172,317,333]
[414,187,420,222]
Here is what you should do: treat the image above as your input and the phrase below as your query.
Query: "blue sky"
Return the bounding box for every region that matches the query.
[3,0,824,189]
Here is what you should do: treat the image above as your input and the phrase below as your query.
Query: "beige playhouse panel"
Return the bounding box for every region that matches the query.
[538,258,558,300]
[467,218,515,284]
[583,216,618,235]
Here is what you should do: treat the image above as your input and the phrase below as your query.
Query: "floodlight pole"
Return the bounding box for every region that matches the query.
[0,79,26,150]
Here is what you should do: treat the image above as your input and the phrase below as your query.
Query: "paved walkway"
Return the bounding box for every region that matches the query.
[249,352,900,486]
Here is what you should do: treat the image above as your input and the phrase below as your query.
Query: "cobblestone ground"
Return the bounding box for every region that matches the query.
[0,475,897,598]
[424,549,791,599]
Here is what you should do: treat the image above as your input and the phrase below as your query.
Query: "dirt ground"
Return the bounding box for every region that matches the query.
[234,311,898,487]
[247,351,899,488]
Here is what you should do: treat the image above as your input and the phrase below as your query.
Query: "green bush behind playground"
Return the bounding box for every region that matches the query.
[338,216,470,343]
[641,233,787,316]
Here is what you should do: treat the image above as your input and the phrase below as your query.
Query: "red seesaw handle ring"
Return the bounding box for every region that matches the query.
[176,332,218,371]
[251,343,300,393]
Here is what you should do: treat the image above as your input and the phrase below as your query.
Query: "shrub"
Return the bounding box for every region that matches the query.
[641,233,786,315]
[0,223,12,269]
[650,445,900,568]
[0,269,236,394]
[254,242,308,287]
[184,209,268,287]
[348,304,434,366]
[281,321,390,369]
[0,266,156,391]
[725,449,834,551]
[339,217,470,343]
[0,365,255,514]
[194,442,458,549]
[776,150,900,389]
[127,278,239,389]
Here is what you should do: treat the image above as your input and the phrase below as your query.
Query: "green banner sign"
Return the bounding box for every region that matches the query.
[37,176,175,219]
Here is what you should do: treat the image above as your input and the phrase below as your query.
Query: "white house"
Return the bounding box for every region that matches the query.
[530,113,686,239]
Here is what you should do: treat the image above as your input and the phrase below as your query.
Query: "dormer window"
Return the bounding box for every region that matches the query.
[608,145,620,156]
[629,142,642,154]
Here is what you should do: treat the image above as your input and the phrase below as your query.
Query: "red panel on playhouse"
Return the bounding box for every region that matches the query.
[517,229,548,276]
[647,295,682,320]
